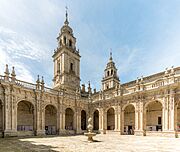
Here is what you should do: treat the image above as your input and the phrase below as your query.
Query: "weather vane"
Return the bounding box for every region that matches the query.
[110,48,112,57]
[65,6,69,25]
[65,6,68,12]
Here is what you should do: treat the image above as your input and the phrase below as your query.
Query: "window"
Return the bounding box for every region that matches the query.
[70,63,73,71]
[69,40,72,47]
[111,70,113,75]
[57,62,60,73]
[107,71,110,76]
[158,117,162,125]
[64,36,66,45]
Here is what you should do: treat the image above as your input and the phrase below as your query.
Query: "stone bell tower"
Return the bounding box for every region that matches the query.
[52,9,80,92]
[102,52,120,91]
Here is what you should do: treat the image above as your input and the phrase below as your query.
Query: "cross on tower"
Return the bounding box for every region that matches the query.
[65,6,68,18]
[64,6,69,25]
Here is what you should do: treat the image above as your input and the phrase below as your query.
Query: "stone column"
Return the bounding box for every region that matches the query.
[135,103,139,131]
[98,109,102,132]
[11,94,16,132]
[3,88,15,136]
[135,101,144,136]
[162,96,169,131]
[121,110,124,134]
[103,109,107,133]
[99,108,107,133]
[115,105,121,133]
[34,91,45,136]
[169,90,175,131]
[76,108,81,134]
[143,106,147,136]
[139,101,144,132]
[62,109,65,131]
[41,107,45,134]
[174,102,178,136]
[114,106,118,131]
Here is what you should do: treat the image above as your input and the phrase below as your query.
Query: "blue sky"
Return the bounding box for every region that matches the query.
[0,0,180,90]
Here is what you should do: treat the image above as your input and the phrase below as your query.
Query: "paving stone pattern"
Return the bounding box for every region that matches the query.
[1,134,180,152]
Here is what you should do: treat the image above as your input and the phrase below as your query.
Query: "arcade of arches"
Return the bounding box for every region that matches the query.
[1,97,180,137]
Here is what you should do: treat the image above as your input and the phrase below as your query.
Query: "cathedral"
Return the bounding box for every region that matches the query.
[0,11,180,138]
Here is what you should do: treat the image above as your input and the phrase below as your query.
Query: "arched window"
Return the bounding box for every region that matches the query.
[63,36,66,45]
[70,63,73,71]
[57,62,60,74]
[111,70,113,75]
[69,40,72,47]
[107,71,110,76]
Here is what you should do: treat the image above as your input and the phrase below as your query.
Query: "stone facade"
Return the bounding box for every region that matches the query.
[0,12,180,138]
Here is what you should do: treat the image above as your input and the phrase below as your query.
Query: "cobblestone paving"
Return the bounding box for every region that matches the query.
[1,134,180,152]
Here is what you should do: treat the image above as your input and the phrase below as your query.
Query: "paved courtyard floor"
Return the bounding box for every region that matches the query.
[0,134,180,152]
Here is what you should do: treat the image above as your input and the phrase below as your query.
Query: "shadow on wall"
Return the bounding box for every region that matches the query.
[0,137,58,152]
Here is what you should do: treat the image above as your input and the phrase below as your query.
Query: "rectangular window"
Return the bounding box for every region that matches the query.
[158,117,162,125]
[57,62,60,73]
[70,63,73,71]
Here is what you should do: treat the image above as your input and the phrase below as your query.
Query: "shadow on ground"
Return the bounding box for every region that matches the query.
[0,137,58,152]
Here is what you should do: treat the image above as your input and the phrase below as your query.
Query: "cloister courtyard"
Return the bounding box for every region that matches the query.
[0,134,180,152]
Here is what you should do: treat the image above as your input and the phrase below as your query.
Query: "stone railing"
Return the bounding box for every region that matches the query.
[44,86,60,96]
[15,79,36,90]
[0,74,64,96]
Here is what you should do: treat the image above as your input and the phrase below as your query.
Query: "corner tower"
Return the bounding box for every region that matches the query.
[52,10,80,91]
[102,52,120,91]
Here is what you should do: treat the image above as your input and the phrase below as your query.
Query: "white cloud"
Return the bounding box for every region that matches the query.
[0,26,50,83]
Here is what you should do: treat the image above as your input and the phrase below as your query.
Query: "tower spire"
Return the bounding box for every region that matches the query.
[109,49,113,61]
[64,6,69,25]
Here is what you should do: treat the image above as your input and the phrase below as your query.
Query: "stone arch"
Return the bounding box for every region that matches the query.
[69,39,72,47]
[17,100,34,131]
[63,36,66,45]
[144,99,163,109]
[93,109,99,130]
[123,104,135,135]
[44,103,58,111]
[65,108,74,130]
[81,110,87,130]
[107,107,115,130]
[45,104,57,135]
[122,103,135,111]
[17,99,35,108]
[145,100,163,131]
[0,100,3,131]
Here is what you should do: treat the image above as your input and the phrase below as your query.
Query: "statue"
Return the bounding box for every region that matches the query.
[84,117,96,142]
